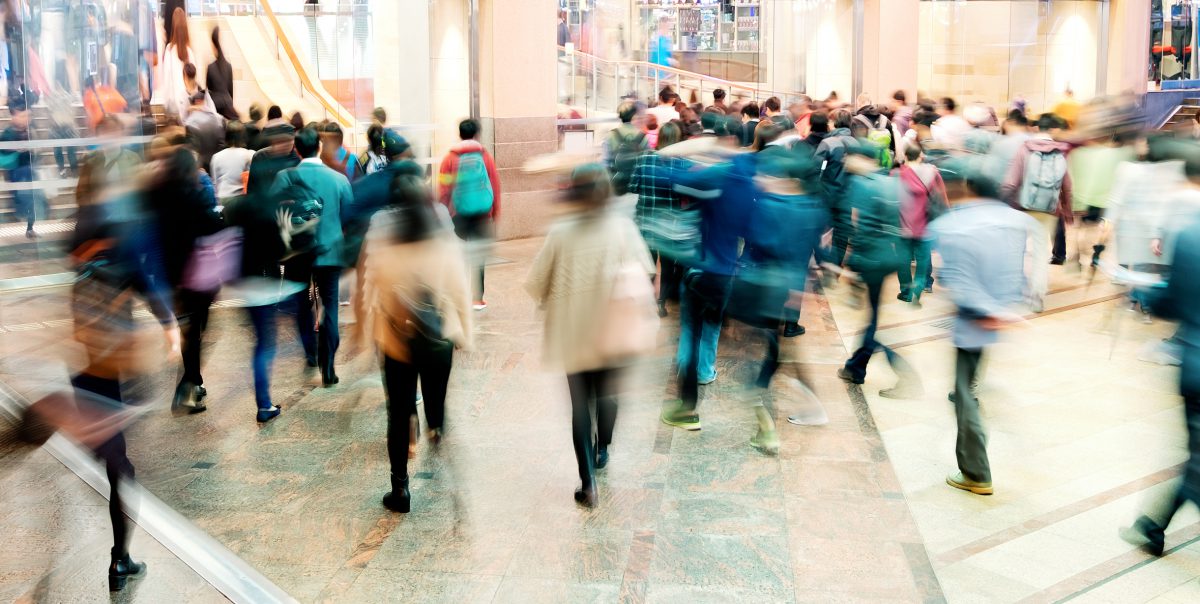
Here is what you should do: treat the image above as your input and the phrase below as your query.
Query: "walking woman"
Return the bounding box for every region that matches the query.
[526,164,655,507]
[362,175,472,513]
[628,120,695,318]
[153,7,195,119]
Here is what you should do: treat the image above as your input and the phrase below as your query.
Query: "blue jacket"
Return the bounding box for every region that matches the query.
[674,152,759,276]
[271,160,354,268]
[928,199,1042,349]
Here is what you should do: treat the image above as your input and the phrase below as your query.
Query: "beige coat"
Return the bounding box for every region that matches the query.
[525,207,654,373]
[362,227,473,362]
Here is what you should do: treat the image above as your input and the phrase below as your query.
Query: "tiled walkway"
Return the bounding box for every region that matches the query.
[0,237,1196,603]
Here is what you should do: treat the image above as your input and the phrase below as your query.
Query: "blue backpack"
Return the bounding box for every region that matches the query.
[452,152,494,216]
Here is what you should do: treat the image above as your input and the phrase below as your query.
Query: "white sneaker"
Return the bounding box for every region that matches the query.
[472,300,488,311]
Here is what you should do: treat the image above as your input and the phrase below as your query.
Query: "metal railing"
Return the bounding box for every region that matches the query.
[557,45,807,117]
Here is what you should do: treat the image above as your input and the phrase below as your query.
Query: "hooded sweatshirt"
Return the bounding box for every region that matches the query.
[437,139,502,220]
[896,162,946,239]
[1000,136,1074,220]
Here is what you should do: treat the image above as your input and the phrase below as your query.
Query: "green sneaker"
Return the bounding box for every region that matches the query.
[750,429,779,456]
[661,404,701,431]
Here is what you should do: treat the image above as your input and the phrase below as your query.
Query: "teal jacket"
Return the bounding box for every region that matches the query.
[846,172,905,278]
[271,160,354,268]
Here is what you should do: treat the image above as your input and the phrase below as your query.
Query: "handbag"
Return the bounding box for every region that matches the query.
[597,259,659,363]
[181,227,243,292]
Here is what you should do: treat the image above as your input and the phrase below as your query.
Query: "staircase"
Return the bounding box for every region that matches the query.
[1159,97,1200,129]
[0,102,92,227]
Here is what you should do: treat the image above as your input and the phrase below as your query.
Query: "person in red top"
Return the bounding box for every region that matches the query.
[438,118,501,310]
[893,143,947,306]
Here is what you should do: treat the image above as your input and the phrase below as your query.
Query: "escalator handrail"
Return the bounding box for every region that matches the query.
[557,45,803,100]
[253,0,354,128]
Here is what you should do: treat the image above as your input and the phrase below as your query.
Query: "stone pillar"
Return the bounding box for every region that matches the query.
[1107,0,1150,95]
[861,0,918,104]
[478,0,560,240]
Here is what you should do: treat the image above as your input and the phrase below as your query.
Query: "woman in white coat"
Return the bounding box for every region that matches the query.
[153,7,195,120]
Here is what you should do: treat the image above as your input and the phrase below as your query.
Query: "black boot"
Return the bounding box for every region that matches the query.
[1091,244,1106,267]
[109,551,147,592]
[321,366,339,388]
[382,474,410,513]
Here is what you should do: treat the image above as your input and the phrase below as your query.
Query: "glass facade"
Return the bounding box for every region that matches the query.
[1150,0,1197,86]
[917,0,1107,113]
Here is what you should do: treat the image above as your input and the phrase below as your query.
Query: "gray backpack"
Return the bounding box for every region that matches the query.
[1018,149,1066,213]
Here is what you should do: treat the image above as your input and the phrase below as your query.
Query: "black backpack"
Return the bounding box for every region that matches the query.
[275,174,325,259]
[607,128,646,195]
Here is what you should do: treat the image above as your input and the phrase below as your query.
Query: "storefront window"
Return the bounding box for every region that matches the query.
[917,0,1106,114]
[1151,0,1197,86]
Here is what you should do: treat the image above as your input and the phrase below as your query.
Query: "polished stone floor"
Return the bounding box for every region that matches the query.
[0,235,1196,603]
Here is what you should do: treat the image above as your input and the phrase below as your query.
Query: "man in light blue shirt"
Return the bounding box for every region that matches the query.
[928,157,1043,497]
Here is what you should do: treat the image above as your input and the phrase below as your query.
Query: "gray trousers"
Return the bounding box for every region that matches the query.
[954,347,990,483]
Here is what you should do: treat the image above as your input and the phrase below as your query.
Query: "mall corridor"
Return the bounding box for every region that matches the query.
[3,0,1200,603]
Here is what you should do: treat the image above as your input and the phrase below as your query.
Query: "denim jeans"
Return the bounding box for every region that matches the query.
[842,274,906,382]
[675,279,720,385]
[677,271,731,411]
[246,304,277,409]
[285,261,341,371]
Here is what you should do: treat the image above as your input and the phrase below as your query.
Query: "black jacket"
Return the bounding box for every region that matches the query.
[206,56,237,120]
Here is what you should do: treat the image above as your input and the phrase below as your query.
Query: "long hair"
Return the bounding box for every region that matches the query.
[171,8,189,62]
[211,25,225,61]
[387,175,440,244]
[657,121,683,150]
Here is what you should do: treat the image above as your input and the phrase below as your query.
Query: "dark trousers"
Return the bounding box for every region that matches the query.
[72,372,135,557]
[286,262,341,371]
[382,334,453,479]
[755,328,781,389]
[177,288,217,386]
[453,213,492,300]
[1142,394,1200,544]
[953,348,990,483]
[897,238,933,301]
[679,271,733,412]
[651,249,684,305]
[842,274,904,381]
[247,304,277,409]
[566,369,618,487]
[1053,216,1067,262]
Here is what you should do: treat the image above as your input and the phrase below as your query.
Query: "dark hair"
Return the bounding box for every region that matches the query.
[387,175,440,243]
[763,96,781,114]
[904,141,923,162]
[267,105,283,120]
[373,107,387,124]
[644,113,659,132]
[941,97,957,112]
[1006,109,1029,126]
[741,102,760,119]
[1036,113,1060,132]
[713,88,726,102]
[367,123,385,154]
[189,89,207,105]
[809,111,829,134]
[830,108,853,129]
[225,120,247,147]
[322,121,344,143]
[459,118,480,140]
[248,104,264,122]
[893,90,907,103]
[566,163,612,206]
[913,108,939,128]
[657,121,683,150]
[294,127,321,158]
[617,100,638,124]
[184,62,197,81]
[211,25,225,61]
[659,86,675,105]
[289,112,305,131]
[703,105,725,115]
[700,111,721,132]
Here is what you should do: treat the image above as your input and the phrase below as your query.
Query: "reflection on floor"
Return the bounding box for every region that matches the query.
[0,236,1195,603]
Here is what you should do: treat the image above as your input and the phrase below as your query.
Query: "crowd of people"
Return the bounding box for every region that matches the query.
[9,75,1200,593]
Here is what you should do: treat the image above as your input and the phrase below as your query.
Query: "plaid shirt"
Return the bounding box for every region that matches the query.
[629,153,693,228]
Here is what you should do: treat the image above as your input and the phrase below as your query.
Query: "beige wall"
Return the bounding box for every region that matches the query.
[1107,0,1151,95]
[863,0,918,105]
[431,0,472,162]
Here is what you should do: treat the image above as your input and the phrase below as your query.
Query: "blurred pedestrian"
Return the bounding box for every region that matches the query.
[0,96,41,238]
[526,164,655,506]
[894,143,947,306]
[206,25,237,120]
[363,175,473,513]
[210,120,253,203]
[438,118,501,310]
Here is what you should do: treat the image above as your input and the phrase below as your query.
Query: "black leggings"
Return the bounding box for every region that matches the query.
[566,369,618,488]
[72,372,135,558]
[382,334,453,479]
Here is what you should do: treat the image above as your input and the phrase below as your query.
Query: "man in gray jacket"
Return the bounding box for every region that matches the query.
[928,157,1044,496]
